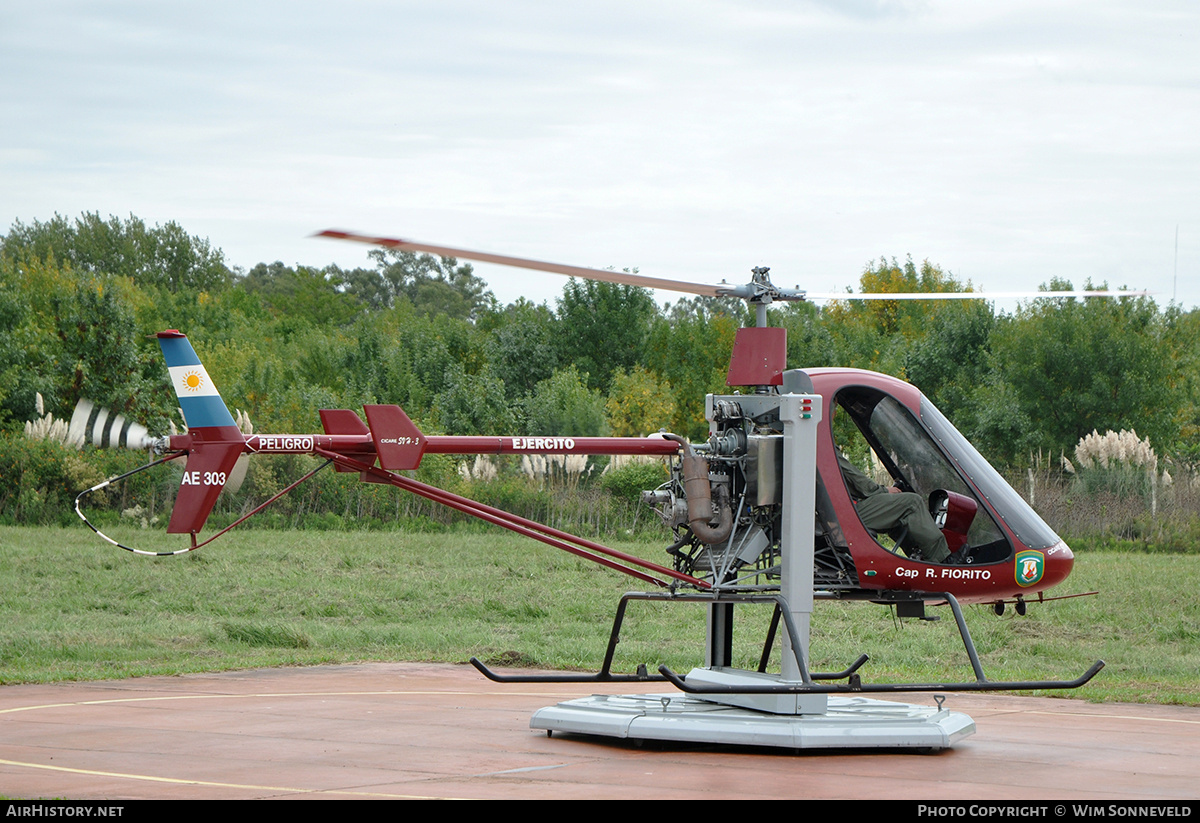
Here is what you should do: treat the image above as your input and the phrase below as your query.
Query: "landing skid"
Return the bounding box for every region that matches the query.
[471,590,1105,694]
[472,589,1102,753]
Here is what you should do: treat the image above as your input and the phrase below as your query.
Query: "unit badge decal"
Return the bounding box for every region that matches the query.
[1015,550,1045,588]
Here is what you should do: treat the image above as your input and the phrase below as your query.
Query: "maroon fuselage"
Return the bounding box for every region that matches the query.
[806,368,1073,604]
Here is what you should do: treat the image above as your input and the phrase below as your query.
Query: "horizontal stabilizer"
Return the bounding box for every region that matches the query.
[319,409,369,435]
[364,405,426,470]
[320,409,375,472]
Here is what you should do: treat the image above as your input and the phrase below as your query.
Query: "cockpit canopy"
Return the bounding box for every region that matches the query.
[817,376,1061,563]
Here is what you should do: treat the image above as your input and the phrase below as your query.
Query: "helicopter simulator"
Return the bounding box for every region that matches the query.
[72,231,1118,750]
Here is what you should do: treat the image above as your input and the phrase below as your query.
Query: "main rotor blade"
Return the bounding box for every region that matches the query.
[804,289,1152,301]
[318,230,724,297]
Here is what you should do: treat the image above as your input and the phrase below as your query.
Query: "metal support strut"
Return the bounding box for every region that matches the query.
[471,588,1104,694]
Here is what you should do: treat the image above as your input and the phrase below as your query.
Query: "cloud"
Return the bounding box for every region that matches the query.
[2,1,1197,308]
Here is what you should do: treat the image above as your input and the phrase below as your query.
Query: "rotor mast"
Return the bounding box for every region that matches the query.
[717,265,809,328]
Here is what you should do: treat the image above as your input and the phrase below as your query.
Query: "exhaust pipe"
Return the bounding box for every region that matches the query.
[664,435,734,546]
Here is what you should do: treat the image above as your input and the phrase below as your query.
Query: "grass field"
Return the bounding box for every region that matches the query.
[1,524,1197,705]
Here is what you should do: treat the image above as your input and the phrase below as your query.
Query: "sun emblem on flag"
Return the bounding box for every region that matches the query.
[181,370,205,392]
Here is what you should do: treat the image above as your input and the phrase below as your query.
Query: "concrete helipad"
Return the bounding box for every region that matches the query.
[2,662,1198,799]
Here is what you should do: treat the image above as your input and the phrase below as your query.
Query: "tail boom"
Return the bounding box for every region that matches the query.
[153,330,677,541]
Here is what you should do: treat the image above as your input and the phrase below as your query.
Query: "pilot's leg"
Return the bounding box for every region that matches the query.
[856,493,950,563]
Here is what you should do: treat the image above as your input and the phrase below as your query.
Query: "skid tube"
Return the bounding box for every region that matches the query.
[471,590,869,685]
[471,589,1104,694]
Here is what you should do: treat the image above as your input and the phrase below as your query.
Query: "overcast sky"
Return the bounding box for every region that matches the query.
[3,1,1197,312]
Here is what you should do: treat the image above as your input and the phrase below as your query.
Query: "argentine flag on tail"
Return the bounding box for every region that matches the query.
[157,331,237,431]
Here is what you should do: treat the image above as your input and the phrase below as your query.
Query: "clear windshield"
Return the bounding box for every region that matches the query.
[835,389,1009,555]
[920,397,1062,550]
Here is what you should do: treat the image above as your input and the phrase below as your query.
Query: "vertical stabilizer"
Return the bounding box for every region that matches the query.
[156,330,244,534]
[157,330,239,433]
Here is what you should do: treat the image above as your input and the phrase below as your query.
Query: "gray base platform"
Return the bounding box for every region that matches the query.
[531,692,976,751]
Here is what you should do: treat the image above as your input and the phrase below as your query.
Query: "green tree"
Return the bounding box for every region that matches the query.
[988,280,1182,460]
[1171,307,1200,468]
[555,278,657,393]
[643,304,738,439]
[2,213,231,294]
[239,262,360,328]
[393,306,484,412]
[0,275,41,428]
[337,265,393,312]
[362,248,495,321]
[522,366,607,436]
[435,364,514,435]
[0,252,170,429]
[486,298,560,399]
[828,256,973,338]
[902,299,995,419]
[50,275,166,426]
[141,283,272,349]
[776,300,836,372]
[662,295,748,324]
[958,372,1039,466]
[605,366,675,437]
[822,256,977,377]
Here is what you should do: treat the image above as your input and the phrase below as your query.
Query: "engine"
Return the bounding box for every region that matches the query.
[641,399,784,589]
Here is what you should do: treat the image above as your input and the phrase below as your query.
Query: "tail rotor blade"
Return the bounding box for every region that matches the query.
[225,454,249,495]
[67,399,155,450]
